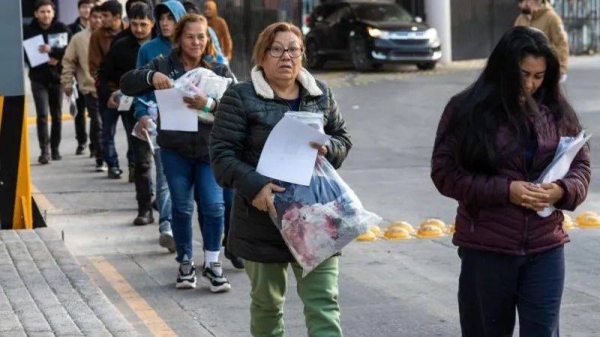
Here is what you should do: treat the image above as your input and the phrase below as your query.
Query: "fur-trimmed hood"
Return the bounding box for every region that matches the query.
[250,66,323,99]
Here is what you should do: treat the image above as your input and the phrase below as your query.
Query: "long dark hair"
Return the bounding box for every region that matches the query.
[439,26,581,174]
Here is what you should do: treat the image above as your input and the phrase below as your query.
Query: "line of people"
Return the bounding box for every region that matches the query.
[24,1,590,337]
[25,0,240,290]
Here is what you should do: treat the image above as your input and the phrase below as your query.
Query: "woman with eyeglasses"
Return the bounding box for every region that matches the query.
[210,22,351,337]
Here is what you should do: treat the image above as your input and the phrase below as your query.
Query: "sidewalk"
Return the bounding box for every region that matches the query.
[0,228,136,336]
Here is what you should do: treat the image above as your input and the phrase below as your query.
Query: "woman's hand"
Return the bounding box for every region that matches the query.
[252,183,286,214]
[540,183,564,205]
[309,142,328,156]
[139,115,152,130]
[510,181,550,211]
[183,95,214,111]
[152,72,173,90]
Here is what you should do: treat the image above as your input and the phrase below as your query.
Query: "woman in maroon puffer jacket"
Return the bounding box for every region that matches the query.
[431,27,590,337]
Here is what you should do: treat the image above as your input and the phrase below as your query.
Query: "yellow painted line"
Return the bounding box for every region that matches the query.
[89,256,177,337]
[31,183,57,213]
[27,113,75,125]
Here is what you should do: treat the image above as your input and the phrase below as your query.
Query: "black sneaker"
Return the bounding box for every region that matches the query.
[107,167,122,179]
[75,144,85,155]
[38,154,50,165]
[202,262,231,293]
[133,209,154,226]
[51,151,62,161]
[176,259,196,289]
[225,249,244,269]
[95,160,108,172]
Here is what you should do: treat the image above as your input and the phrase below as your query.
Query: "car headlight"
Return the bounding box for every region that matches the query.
[367,27,390,39]
[424,28,440,44]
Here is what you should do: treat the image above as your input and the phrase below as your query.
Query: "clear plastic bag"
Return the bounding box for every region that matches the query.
[173,67,232,100]
[173,68,232,124]
[271,156,382,277]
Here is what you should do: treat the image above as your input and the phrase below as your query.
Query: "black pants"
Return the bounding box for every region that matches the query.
[31,80,62,155]
[74,89,87,146]
[84,94,103,163]
[132,137,152,211]
[458,246,565,337]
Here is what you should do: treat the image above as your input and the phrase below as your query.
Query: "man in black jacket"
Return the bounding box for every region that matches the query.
[100,2,156,225]
[24,0,71,164]
[67,0,98,155]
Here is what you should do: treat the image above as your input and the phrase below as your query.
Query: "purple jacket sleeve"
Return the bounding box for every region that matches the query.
[430,98,511,208]
[554,145,591,211]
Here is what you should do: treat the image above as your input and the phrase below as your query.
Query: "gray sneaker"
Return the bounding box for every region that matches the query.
[159,221,176,253]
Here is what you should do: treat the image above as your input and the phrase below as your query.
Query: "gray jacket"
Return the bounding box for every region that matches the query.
[210,67,352,263]
[120,49,235,158]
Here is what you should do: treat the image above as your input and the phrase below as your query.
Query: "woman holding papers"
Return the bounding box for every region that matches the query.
[431,27,590,337]
[210,22,351,337]
[120,14,235,293]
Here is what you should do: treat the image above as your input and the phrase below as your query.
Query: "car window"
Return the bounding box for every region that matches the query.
[323,6,352,24]
[352,3,413,22]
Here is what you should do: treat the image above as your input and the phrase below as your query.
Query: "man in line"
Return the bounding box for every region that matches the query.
[89,1,131,179]
[24,0,71,164]
[203,0,233,62]
[102,2,156,225]
[67,0,98,155]
[133,0,186,250]
[515,0,569,82]
[62,5,106,172]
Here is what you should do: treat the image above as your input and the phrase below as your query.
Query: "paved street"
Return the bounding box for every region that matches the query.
[28,57,600,337]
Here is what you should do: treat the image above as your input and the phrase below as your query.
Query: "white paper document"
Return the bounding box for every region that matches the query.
[256,116,331,186]
[536,131,591,217]
[23,35,49,68]
[118,95,134,111]
[48,32,68,48]
[154,88,198,132]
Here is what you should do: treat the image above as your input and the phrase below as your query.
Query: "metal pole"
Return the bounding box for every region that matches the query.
[425,0,452,64]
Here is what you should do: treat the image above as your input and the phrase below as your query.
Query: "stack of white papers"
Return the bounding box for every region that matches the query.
[257,116,331,186]
[23,35,49,68]
[154,88,198,132]
[536,130,591,217]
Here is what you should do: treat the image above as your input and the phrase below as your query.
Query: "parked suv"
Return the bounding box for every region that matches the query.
[305,0,442,71]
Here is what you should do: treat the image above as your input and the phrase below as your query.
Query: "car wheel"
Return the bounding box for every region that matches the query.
[350,39,373,72]
[417,62,436,71]
[306,41,325,70]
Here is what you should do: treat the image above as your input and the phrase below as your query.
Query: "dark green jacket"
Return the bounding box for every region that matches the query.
[210,67,352,263]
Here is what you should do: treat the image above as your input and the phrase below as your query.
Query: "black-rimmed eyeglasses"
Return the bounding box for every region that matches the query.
[268,45,304,58]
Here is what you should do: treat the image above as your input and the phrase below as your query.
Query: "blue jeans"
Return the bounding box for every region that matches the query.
[196,187,234,245]
[458,246,565,337]
[154,148,172,225]
[161,149,225,263]
[100,107,134,168]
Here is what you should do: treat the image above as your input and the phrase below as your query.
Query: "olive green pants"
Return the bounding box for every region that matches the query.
[244,257,343,337]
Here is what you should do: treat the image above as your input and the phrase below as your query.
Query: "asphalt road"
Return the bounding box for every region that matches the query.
[29,56,600,337]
